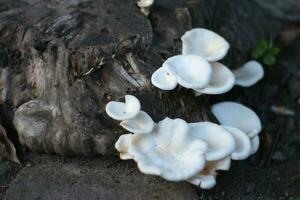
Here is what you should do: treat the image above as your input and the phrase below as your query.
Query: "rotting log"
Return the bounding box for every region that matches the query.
[0,0,284,156]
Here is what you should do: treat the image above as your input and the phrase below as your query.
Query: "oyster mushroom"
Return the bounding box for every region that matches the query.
[162,55,212,89]
[189,122,236,161]
[188,174,216,189]
[120,111,155,134]
[188,156,231,189]
[181,28,230,62]
[222,126,252,160]
[211,101,262,138]
[151,66,177,90]
[234,60,264,87]
[115,118,208,181]
[105,95,141,121]
[194,62,235,95]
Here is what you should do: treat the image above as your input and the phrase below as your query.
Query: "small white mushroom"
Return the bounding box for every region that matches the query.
[115,134,133,160]
[181,28,230,62]
[106,95,141,121]
[194,62,235,95]
[222,126,252,160]
[116,118,208,181]
[151,66,177,90]
[188,156,231,189]
[234,60,264,87]
[189,122,236,161]
[120,111,155,134]
[137,0,154,16]
[250,135,260,155]
[163,55,212,89]
[188,175,216,189]
[211,101,262,138]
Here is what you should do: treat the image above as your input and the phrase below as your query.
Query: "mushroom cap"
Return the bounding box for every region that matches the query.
[222,126,252,160]
[106,95,141,121]
[125,118,208,181]
[120,111,155,134]
[211,101,262,138]
[189,122,236,161]
[234,60,264,87]
[194,62,235,95]
[151,66,178,90]
[250,135,260,155]
[163,55,212,89]
[181,28,230,62]
[188,175,216,189]
[115,134,134,160]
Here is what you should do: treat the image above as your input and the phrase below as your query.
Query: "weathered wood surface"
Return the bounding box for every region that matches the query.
[0,0,288,156]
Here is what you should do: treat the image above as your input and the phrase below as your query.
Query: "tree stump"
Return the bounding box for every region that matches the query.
[0,0,284,156]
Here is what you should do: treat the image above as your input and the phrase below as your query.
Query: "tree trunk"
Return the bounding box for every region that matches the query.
[0,0,284,156]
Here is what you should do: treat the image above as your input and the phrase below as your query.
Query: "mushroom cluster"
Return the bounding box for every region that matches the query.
[106,95,262,189]
[105,28,264,189]
[151,28,264,95]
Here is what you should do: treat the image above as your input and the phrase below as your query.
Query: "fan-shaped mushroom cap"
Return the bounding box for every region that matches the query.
[189,122,235,161]
[222,126,252,160]
[234,60,264,87]
[211,101,262,138]
[117,118,208,181]
[250,135,260,155]
[106,95,141,121]
[181,28,230,62]
[194,62,235,95]
[120,111,155,134]
[163,55,212,89]
[115,134,134,160]
[151,66,178,90]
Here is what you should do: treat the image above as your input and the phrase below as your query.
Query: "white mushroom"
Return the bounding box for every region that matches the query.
[181,28,230,62]
[222,126,252,160]
[163,55,212,89]
[194,62,235,95]
[151,66,177,90]
[211,101,262,138]
[116,118,208,181]
[115,134,133,160]
[250,135,260,155]
[137,0,154,16]
[120,111,155,134]
[188,156,231,189]
[106,95,141,121]
[189,122,236,161]
[234,60,264,87]
[188,175,216,189]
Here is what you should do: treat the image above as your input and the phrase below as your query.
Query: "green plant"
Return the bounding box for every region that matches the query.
[251,39,280,66]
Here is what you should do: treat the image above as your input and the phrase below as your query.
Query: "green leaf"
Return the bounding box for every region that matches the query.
[268,38,274,49]
[262,54,276,66]
[251,39,268,59]
[270,47,280,56]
